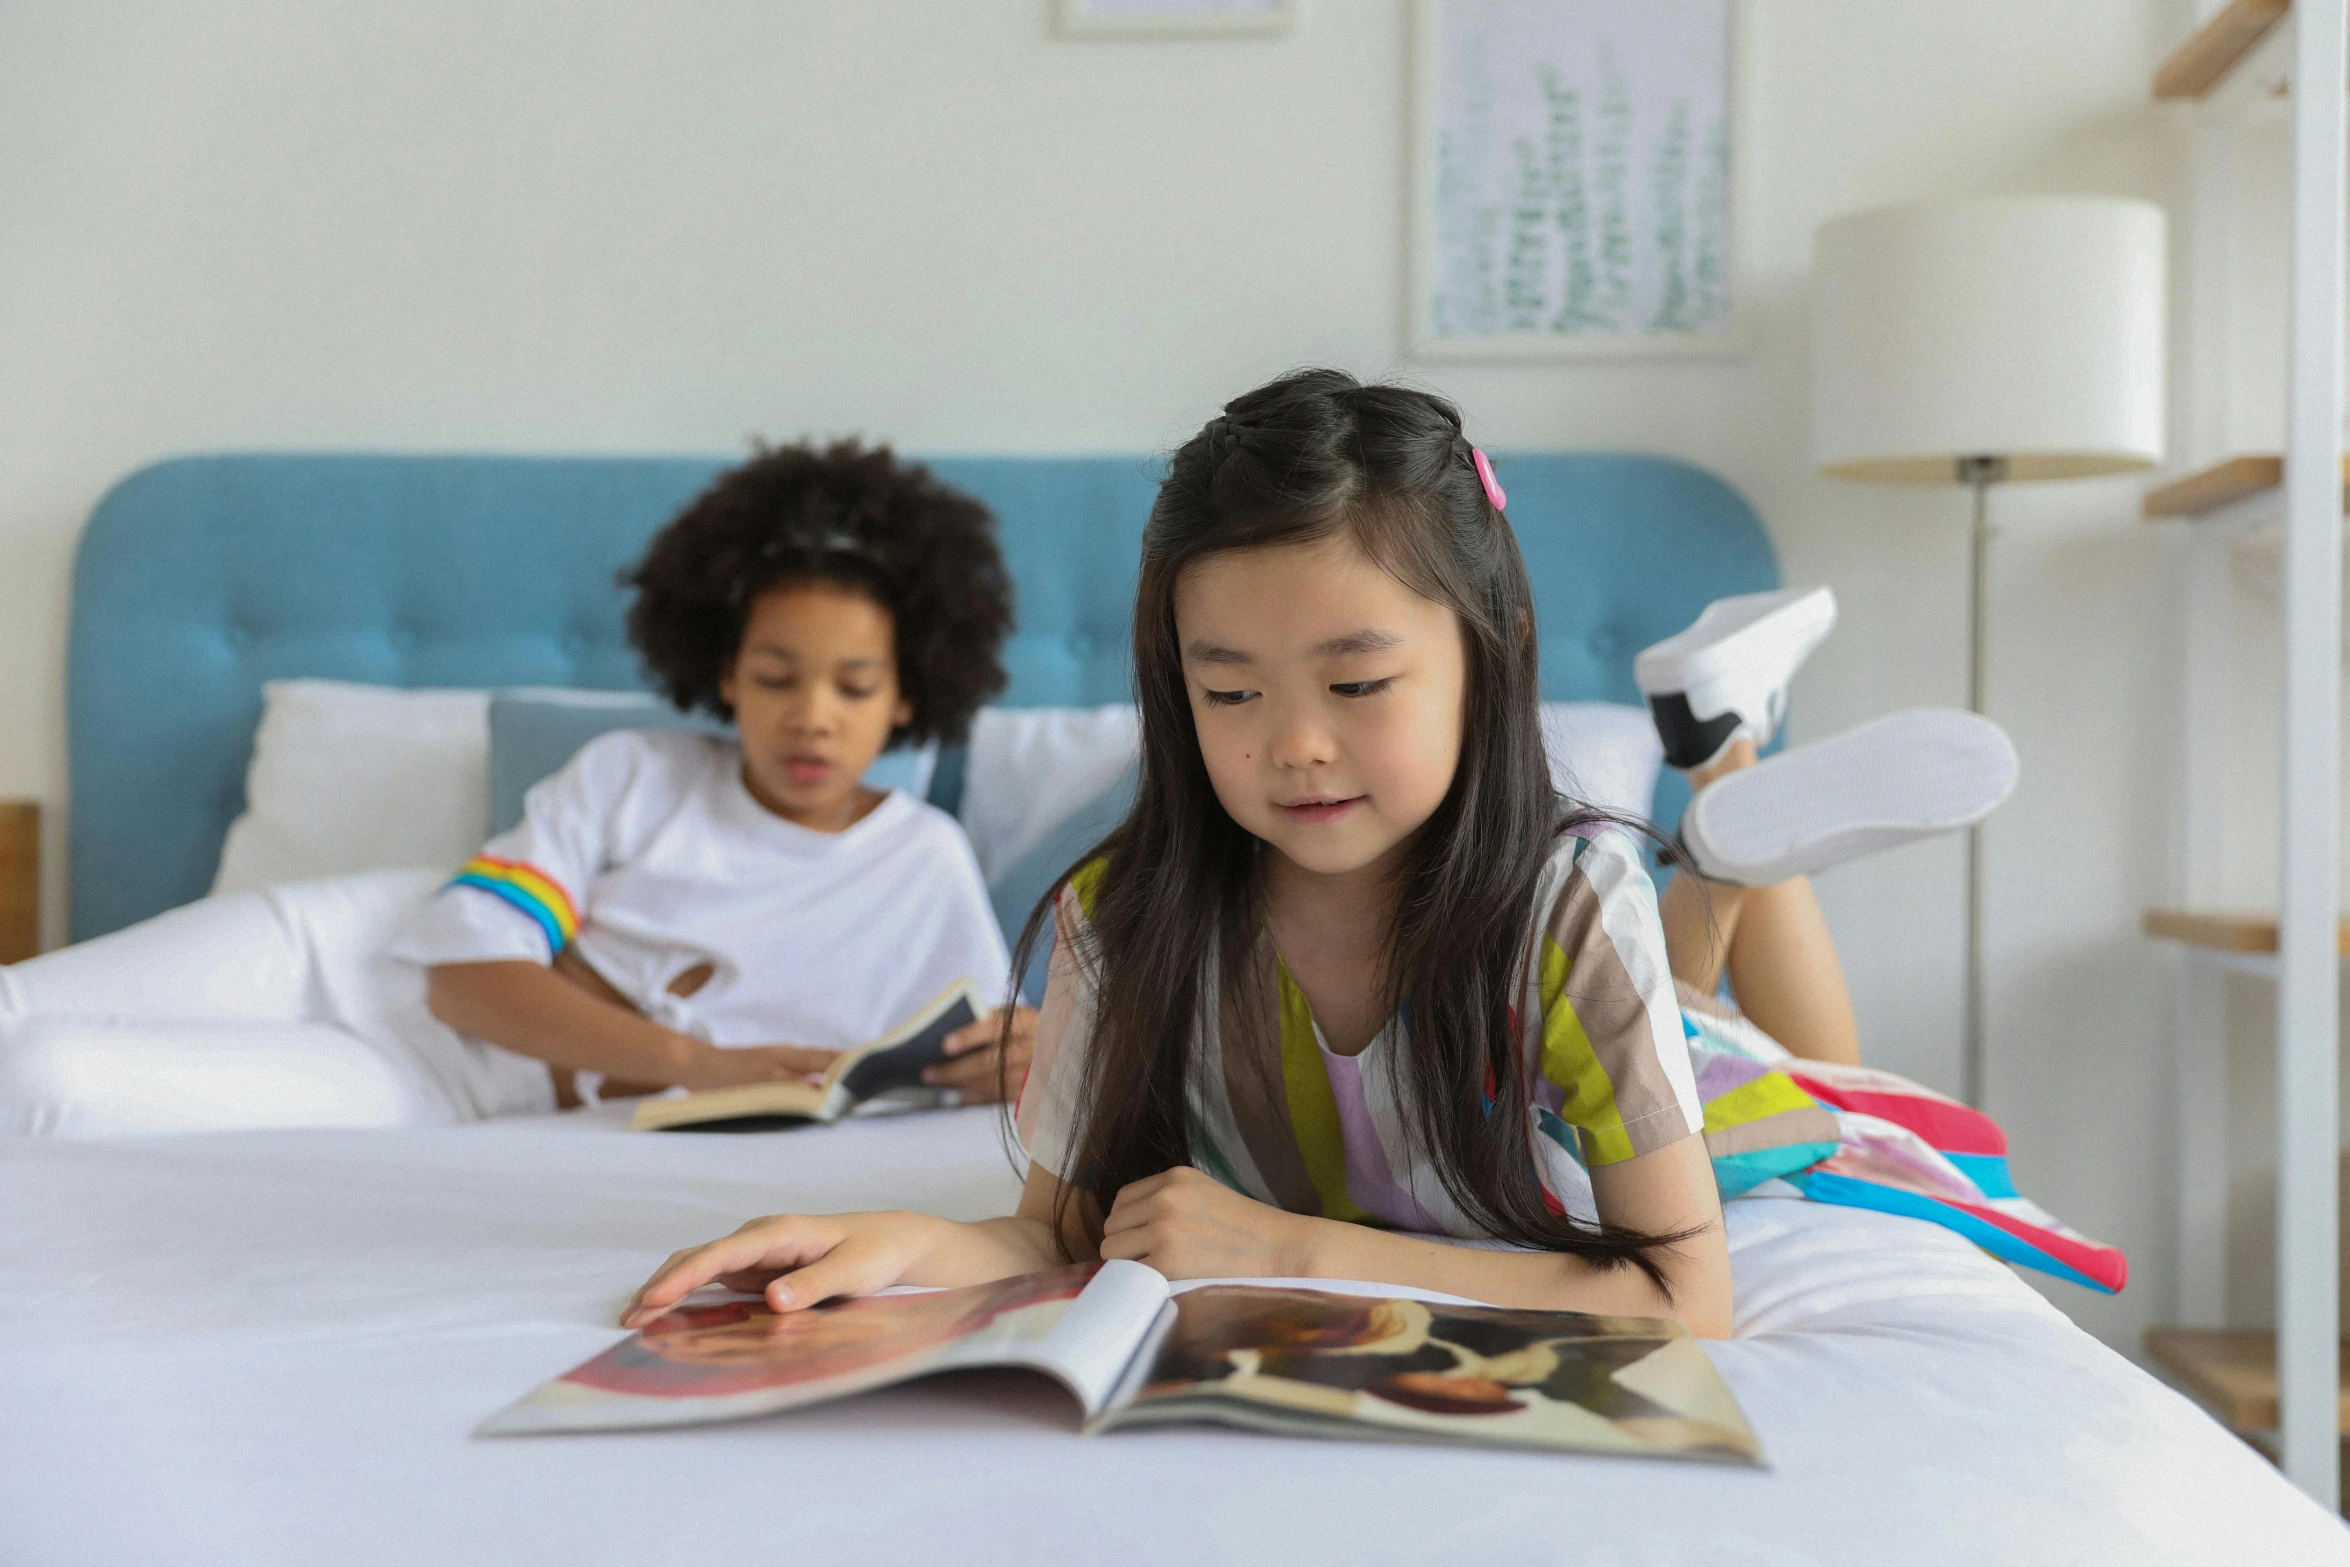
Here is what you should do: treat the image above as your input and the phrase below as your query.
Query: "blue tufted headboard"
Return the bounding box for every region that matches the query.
[67,452,1776,941]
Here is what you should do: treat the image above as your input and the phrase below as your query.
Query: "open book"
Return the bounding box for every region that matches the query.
[477,1260,1761,1463]
[631,981,983,1132]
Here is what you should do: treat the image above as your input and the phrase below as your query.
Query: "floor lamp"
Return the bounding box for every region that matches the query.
[1810,195,2167,1107]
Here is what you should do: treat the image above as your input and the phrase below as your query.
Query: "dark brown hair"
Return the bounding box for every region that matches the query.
[1009,369,1682,1289]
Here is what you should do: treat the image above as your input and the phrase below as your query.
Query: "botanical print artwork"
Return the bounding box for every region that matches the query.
[1421,0,1734,356]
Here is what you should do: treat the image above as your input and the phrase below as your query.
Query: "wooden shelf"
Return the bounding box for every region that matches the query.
[2154,0,2291,101]
[2142,453,2350,519]
[0,801,35,965]
[2147,1327,2350,1433]
[2143,908,2350,955]
[2145,455,2282,517]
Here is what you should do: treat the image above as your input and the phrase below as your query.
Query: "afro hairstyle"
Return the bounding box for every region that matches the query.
[623,441,1014,747]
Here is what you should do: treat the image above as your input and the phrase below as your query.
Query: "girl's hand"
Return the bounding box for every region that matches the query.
[925,1005,1038,1104]
[679,1043,840,1092]
[620,1210,936,1329]
[1100,1166,1313,1279]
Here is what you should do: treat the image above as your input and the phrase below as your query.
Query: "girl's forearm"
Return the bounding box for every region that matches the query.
[1290,1218,1732,1338]
[426,961,702,1084]
[900,1214,1065,1287]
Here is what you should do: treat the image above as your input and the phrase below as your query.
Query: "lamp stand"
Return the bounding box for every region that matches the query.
[1956,455,2007,1109]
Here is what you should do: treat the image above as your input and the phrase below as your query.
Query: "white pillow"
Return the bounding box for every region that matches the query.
[958,700,1662,889]
[210,685,1662,901]
[959,705,1141,883]
[211,680,492,896]
[1540,701,1664,822]
[212,680,947,897]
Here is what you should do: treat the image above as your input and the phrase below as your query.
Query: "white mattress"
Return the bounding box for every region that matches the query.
[3,1108,2340,1566]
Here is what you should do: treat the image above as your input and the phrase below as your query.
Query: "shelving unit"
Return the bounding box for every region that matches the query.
[2146,1328,2350,1431]
[2155,0,2292,100]
[2140,454,2350,1474]
[0,801,35,965]
[2138,0,2348,1506]
[2141,453,2350,517]
[2142,907,2350,960]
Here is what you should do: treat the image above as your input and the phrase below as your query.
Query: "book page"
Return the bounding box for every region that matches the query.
[631,1080,824,1132]
[476,1261,1169,1436]
[631,979,977,1131]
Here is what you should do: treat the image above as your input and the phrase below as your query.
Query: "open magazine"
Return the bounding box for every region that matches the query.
[478,1261,1761,1464]
[632,981,982,1132]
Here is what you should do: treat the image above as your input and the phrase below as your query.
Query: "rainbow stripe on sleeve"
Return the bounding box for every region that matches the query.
[448,855,581,957]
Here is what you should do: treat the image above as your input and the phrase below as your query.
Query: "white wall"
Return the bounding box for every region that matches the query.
[0,0,2191,1352]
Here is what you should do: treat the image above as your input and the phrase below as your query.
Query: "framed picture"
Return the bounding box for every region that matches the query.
[1055,0,1298,38]
[1410,0,1747,359]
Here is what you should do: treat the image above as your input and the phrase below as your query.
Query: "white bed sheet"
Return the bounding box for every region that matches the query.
[2,1108,2339,1567]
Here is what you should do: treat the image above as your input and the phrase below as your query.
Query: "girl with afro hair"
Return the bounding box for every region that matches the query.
[397,441,1037,1115]
[0,443,1036,1137]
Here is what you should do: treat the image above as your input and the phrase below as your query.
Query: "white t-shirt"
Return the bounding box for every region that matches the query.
[386,729,1011,1056]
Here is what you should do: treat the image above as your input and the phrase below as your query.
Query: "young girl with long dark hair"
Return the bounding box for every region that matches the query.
[627,370,1740,1333]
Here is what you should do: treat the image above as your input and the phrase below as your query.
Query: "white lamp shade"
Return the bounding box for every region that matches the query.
[1811,196,2167,484]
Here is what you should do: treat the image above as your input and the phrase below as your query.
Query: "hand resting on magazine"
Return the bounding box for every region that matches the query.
[622,1138,1732,1337]
[619,1164,1302,1330]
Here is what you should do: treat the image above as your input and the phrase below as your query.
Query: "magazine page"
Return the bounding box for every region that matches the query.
[477,1259,1168,1437]
[1003,1258,1169,1413]
[1090,1285,1763,1465]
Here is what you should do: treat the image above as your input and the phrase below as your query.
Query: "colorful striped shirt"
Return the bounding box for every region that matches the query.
[1010,822,2133,1296]
[1020,828,1722,1236]
[1011,827,2130,1294]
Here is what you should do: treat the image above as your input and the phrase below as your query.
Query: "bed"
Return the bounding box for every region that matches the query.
[10,452,2340,1564]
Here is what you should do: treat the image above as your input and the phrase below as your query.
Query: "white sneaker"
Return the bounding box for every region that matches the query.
[1635,587,1838,770]
[1677,709,2018,885]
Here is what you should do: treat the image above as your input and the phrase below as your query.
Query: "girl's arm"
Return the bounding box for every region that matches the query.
[425,960,834,1092]
[1098,1140,1732,1338]
[621,1163,1087,1328]
[620,1147,1735,1338]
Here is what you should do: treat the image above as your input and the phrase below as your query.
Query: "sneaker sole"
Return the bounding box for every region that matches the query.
[1681,709,2018,885]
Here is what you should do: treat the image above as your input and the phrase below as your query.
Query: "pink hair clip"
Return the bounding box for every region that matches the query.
[1471,447,1508,512]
